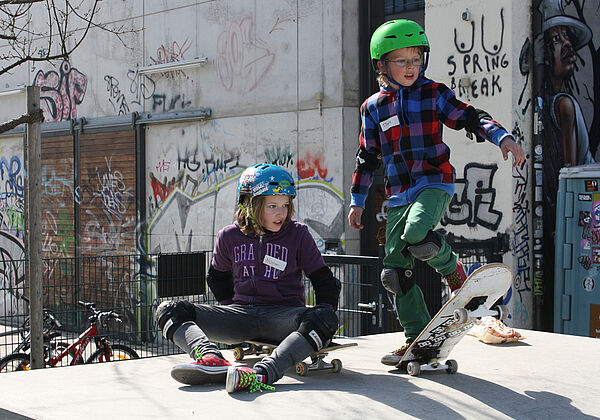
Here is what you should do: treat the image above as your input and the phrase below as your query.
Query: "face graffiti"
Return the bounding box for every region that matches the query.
[546,25,577,81]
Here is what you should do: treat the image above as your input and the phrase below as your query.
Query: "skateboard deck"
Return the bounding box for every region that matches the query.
[234,340,358,376]
[396,263,512,376]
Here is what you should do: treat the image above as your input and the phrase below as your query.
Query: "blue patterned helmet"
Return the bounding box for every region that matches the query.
[237,164,296,203]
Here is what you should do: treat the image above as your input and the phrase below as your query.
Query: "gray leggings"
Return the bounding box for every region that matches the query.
[172,304,314,384]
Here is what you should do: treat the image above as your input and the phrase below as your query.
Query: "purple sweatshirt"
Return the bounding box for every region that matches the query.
[211,220,326,307]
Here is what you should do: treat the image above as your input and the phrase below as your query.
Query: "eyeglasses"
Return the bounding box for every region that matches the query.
[384,58,424,68]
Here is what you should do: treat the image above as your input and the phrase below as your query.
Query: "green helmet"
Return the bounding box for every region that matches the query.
[370,19,430,70]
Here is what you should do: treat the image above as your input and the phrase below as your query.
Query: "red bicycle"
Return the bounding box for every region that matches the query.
[0,301,139,372]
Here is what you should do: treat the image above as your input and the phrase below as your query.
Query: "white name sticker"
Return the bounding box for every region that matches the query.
[380,115,400,132]
[263,254,287,271]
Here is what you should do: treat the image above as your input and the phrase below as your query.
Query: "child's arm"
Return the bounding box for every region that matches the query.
[435,84,525,167]
[499,136,526,168]
[209,228,235,304]
[206,265,234,304]
[349,102,381,230]
[308,266,340,310]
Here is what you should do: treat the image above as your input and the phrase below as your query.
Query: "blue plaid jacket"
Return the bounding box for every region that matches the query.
[350,77,510,208]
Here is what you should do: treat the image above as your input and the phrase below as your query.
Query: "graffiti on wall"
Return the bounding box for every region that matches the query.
[297,151,333,183]
[0,155,25,237]
[104,68,192,115]
[216,16,284,94]
[510,122,531,323]
[0,231,27,318]
[448,8,509,99]
[441,163,502,231]
[520,0,600,329]
[34,61,88,122]
[149,37,194,81]
[81,156,136,254]
[0,146,26,317]
[264,144,295,168]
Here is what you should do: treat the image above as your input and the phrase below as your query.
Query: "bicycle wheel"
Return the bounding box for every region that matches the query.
[86,344,139,363]
[0,353,31,372]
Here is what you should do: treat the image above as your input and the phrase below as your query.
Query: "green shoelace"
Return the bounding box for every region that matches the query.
[239,371,275,393]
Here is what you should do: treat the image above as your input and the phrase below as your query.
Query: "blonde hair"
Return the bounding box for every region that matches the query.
[235,195,295,236]
[376,46,425,87]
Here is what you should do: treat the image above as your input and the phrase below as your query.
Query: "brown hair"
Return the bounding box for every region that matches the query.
[235,195,295,236]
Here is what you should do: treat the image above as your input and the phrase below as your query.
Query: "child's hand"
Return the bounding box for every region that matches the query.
[348,206,364,230]
[500,136,526,168]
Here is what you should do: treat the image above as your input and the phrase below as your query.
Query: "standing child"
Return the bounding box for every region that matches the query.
[347,19,525,366]
[156,163,340,392]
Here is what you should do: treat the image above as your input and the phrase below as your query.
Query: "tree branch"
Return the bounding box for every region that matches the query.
[0,0,44,5]
[0,108,44,134]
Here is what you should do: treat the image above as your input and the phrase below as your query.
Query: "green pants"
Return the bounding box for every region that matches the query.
[384,188,458,340]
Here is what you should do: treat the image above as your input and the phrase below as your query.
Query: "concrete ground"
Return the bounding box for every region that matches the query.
[0,329,599,419]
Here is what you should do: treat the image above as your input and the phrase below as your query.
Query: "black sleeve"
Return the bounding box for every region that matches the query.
[206,265,234,303]
[308,266,341,310]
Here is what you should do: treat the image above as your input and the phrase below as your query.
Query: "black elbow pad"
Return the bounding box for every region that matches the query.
[206,266,234,303]
[309,266,341,310]
[464,106,491,143]
[356,148,381,171]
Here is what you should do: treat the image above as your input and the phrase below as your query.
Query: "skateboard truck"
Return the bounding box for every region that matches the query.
[233,343,272,361]
[295,352,342,376]
[406,358,458,376]
[453,297,509,324]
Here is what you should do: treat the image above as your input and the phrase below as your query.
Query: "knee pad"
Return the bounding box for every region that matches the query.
[298,307,339,351]
[406,230,442,261]
[380,267,415,295]
[155,300,196,341]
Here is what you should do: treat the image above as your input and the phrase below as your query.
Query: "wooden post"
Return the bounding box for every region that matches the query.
[25,86,43,369]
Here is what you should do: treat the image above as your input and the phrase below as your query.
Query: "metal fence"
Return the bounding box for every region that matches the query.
[0,252,384,365]
[0,233,506,368]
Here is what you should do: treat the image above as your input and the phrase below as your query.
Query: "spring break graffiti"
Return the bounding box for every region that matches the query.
[448,8,509,98]
[34,61,87,122]
[441,163,502,231]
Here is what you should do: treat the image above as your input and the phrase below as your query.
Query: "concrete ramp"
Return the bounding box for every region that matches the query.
[0,329,599,419]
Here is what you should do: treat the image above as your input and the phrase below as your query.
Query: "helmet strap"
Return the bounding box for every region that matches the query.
[380,60,402,88]
[420,52,429,75]
[239,198,258,229]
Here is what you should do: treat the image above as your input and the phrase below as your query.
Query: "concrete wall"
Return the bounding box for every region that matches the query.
[426,0,534,328]
[0,0,542,329]
[0,0,361,256]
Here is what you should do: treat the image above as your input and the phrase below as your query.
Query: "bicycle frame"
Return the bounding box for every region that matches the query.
[46,323,104,367]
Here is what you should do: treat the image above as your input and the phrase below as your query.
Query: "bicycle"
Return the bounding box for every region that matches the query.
[0,301,139,372]
[0,297,68,362]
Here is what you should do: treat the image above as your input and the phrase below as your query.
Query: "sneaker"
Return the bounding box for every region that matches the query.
[380,340,413,366]
[445,260,467,292]
[226,366,275,393]
[170,354,231,385]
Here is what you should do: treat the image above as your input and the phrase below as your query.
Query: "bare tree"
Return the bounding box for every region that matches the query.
[0,0,132,132]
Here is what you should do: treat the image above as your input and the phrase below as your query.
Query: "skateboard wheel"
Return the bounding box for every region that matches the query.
[331,359,342,373]
[454,308,468,324]
[296,361,308,376]
[233,347,244,361]
[407,361,421,376]
[496,305,509,320]
[445,359,458,374]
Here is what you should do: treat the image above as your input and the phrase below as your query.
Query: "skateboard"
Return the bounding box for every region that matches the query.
[233,340,358,376]
[396,263,512,376]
